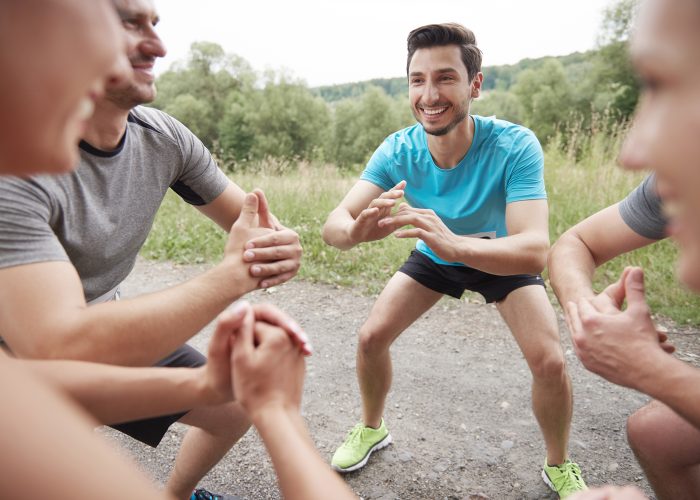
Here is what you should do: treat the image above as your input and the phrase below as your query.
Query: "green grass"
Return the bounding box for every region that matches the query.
[142,146,700,325]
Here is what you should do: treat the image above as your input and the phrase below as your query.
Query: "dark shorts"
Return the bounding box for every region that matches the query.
[110,344,206,447]
[398,249,545,303]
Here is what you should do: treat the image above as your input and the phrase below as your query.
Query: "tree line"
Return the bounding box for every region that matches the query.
[152,0,637,169]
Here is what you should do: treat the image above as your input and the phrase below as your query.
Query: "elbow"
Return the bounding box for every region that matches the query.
[526,238,550,275]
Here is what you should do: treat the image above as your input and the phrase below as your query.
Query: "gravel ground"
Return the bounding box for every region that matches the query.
[99,258,700,499]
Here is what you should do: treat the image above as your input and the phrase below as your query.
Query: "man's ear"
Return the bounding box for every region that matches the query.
[470,72,484,98]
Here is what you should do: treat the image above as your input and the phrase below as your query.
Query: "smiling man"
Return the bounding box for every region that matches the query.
[323,23,586,498]
[0,0,302,499]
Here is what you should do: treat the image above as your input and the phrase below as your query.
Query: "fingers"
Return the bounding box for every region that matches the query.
[244,228,301,254]
[377,212,421,230]
[259,270,298,290]
[235,193,260,229]
[393,228,426,240]
[232,304,256,361]
[250,258,299,280]
[208,302,248,360]
[251,303,312,355]
[253,189,274,229]
[624,267,650,316]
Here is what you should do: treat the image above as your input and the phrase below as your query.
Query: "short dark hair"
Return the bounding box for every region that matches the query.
[406,23,482,80]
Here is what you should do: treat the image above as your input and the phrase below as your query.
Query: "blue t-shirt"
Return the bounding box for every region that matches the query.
[360,115,546,265]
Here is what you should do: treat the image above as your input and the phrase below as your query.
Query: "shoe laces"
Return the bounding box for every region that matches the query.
[344,423,367,446]
[556,461,585,491]
[191,489,221,500]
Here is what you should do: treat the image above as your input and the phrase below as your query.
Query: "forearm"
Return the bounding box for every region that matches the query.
[548,233,598,306]
[31,259,248,365]
[253,406,356,500]
[637,354,700,430]
[23,359,218,424]
[0,359,175,500]
[454,232,549,276]
[322,209,356,250]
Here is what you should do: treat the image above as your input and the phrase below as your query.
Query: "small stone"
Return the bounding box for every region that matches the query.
[500,440,514,450]
[500,401,510,410]
[607,462,619,473]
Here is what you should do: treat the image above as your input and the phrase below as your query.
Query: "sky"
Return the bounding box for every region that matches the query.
[155,0,614,87]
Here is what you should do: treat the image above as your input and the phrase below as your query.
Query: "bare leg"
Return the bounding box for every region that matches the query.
[357,272,442,428]
[166,402,251,500]
[627,401,700,500]
[496,285,572,465]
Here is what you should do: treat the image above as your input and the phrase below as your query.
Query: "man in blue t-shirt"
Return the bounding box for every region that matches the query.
[322,23,587,497]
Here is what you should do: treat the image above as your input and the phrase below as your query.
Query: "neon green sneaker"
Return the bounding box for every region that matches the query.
[542,459,588,498]
[331,419,392,472]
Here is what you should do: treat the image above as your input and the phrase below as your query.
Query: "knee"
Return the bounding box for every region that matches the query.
[202,402,251,437]
[627,403,667,461]
[528,348,566,381]
[358,324,392,356]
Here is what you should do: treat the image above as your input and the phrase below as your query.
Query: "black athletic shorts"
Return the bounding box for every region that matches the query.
[398,249,545,303]
[110,344,206,447]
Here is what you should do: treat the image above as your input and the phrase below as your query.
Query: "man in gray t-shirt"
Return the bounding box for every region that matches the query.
[0,1,302,499]
[548,172,668,330]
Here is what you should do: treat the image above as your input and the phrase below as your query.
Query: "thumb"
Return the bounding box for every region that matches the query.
[624,267,649,315]
[254,189,274,229]
[236,193,259,229]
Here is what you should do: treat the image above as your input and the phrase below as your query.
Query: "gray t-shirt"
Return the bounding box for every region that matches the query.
[618,173,667,240]
[0,106,229,301]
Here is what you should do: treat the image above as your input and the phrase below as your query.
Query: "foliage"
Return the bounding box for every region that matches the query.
[328,86,414,168]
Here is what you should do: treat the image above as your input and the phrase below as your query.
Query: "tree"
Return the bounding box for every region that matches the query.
[512,59,574,142]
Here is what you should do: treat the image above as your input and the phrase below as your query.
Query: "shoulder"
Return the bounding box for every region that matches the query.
[128,106,198,145]
[377,123,425,159]
[474,115,541,154]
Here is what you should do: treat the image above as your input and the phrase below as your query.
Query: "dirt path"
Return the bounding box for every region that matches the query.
[101,258,700,499]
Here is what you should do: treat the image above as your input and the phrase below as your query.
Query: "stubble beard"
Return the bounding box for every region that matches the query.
[414,101,469,137]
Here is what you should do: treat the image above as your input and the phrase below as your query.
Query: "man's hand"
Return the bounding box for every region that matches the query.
[347,180,406,245]
[200,303,248,404]
[378,202,463,262]
[230,304,306,421]
[241,189,302,289]
[223,192,275,293]
[566,267,673,389]
[569,485,647,500]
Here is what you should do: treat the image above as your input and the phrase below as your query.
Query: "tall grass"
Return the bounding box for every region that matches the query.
[142,137,700,325]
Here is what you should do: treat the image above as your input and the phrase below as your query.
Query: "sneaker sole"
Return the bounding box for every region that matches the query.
[331,434,393,473]
[541,469,557,493]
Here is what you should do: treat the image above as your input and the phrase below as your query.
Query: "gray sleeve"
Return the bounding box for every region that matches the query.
[0,177,68,269]
[164,113,229,206]
[618,174,667,240]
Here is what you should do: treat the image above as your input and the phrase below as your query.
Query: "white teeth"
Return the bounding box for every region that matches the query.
[423,106,447,116]
[76,96,95,121]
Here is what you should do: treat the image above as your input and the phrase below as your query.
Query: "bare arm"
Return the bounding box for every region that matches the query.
[230,305,356,500]
[17,304,250,423]
[0,193,299,365]
[548,203,658,306]
[323,180,406,250]
[378,199,551,275]
[254,408,357,500]
[0,356,175,500]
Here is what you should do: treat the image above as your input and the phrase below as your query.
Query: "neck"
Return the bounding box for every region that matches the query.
[81,99,132,152]
[425,115,475,169]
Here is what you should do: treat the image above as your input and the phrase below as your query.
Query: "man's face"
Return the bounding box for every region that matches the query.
[0,0,129,175]
[408,45,481,136]
[106,0,166,109]
[619,0,700,290]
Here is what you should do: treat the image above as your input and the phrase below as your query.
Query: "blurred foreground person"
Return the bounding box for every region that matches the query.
[559,0,700,498]
[0,1,354,499]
